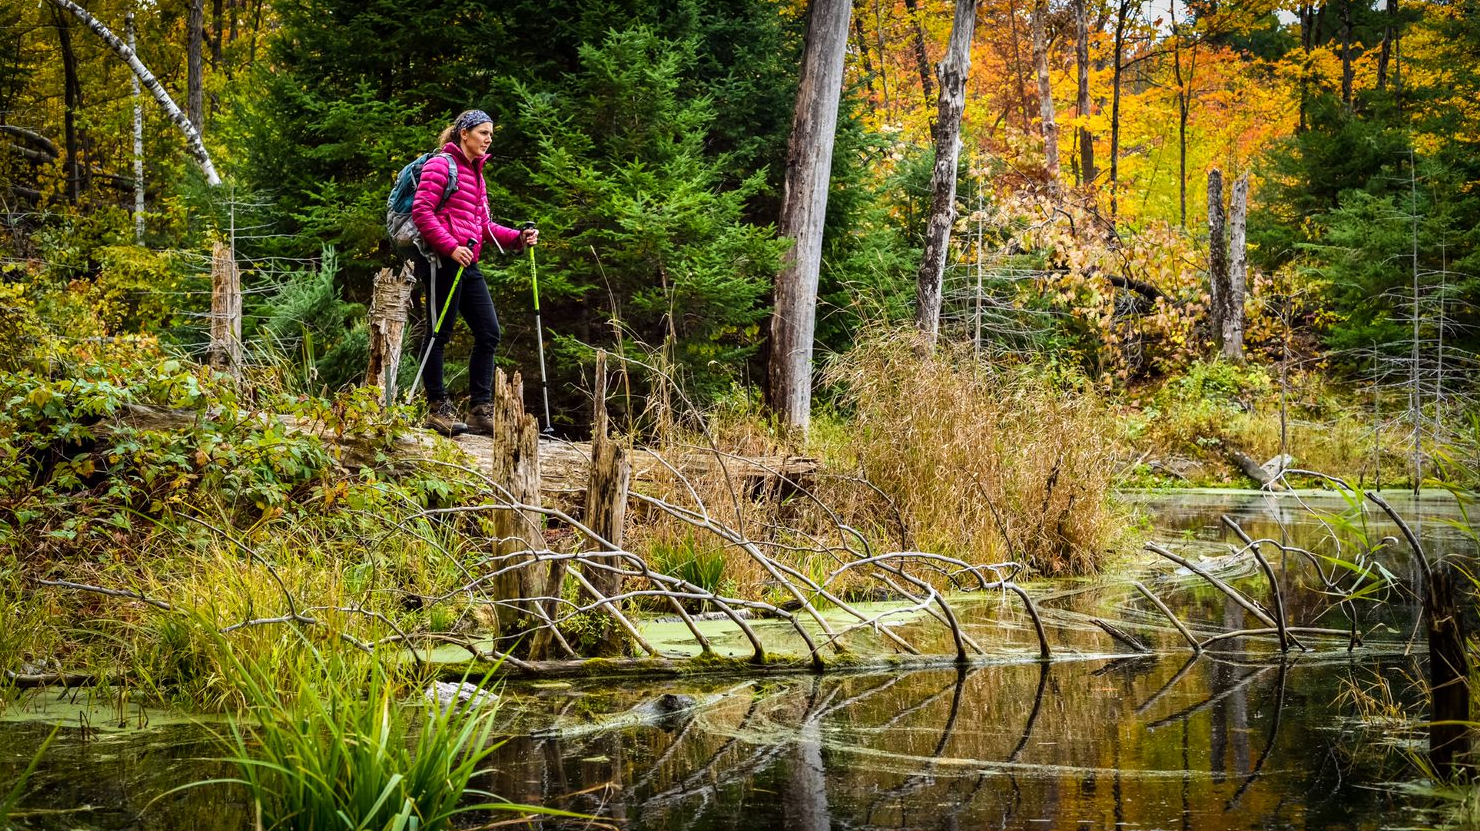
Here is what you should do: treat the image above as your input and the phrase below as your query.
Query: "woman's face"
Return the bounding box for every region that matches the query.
[460,122,494,159]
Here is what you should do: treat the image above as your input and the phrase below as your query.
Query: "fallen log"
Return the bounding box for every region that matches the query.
[107,402,816,500]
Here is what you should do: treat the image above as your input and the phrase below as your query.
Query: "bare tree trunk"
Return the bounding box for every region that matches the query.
[1110,0,1131,222]
[129,11,145,243]
[767,0,852,438]
[365,263,416,404]
[1074,0,1095,187]
[489,370,549,653]
[51,6,82,204]
[915,0,978,347]
[1031,0,1060,189]
[188,0,205,129]
[583,351,631,656]
[211,0,223,65]
[1376,0,1395,91]
[851,10,877,100]
[1207,169,1228,355]
[1172,0,1188,227]
[1225,174,1248,362]
[903,0,935,109]
[1339,0,1353,112]
[209,242,242,378]
[1008,0,1034,131]
[43,0,222,185]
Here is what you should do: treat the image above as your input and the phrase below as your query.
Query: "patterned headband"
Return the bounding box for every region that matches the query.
[455,110,492,133]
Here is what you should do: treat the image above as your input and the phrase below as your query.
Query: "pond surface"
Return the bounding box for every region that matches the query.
[2,490,1472,830]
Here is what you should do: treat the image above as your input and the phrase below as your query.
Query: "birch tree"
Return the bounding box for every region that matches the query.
[767,0,852,436]
[129,10,145,242]
[914,0,979,347]
[42,0,221,186]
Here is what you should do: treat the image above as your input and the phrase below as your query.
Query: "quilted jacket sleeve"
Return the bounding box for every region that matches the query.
[411,156,458,257]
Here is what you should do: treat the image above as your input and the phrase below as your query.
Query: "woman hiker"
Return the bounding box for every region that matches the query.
[411,108,539,436]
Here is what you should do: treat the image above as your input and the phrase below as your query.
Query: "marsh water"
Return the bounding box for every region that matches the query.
[2,490,1473,830]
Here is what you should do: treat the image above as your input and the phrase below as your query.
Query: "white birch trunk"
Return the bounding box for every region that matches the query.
[767,0,852,437]
[43,0,221,186]
[914,0,979,347]
[1225,173,1248,362]
[128,11,145,242]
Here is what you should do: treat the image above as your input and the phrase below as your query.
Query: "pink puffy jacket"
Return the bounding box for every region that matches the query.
[411,142,523,261]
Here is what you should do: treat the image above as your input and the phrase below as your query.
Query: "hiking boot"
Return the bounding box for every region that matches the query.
[467,402,497,436]
[426,400,468,437]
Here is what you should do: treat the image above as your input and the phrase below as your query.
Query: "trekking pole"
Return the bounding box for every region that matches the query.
[524,222,554,434]
[406,239,477,402]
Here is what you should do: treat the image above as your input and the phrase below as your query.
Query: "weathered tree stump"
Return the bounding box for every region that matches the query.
[486,369,550,655]
[364,262,416,405]
[208,241,241,378]
[583,351,632,655]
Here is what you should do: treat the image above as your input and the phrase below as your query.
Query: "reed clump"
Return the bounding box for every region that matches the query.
[192,639,551,831]
[817,332,1122,577]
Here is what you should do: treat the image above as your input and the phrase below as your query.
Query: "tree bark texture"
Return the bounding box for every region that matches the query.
[1425,561,1472,777]
[1031,0,1060,189]
[188,0,205,129]
[365,262,416,404]
[488,370,551,655]
[583,351,632,656]
[767,0,852,437]
[1224,174,1248,362]
[51,6,82,204]
[1376,0,1396,91]
[915,0,979,348]
[1207,169,1229,356]
[129,11,145,243]
[1339,0,1353,111]
[1074,0,1095,186]
[1110,0,1131,221]
[902,0,935,110]
[209,241,242,378]
[43,0,222,185]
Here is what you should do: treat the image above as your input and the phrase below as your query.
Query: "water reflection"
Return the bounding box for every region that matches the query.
[1,490,1466,830]
[482,653,1412,831]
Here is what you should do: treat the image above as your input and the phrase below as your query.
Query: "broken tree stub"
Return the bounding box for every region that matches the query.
[365,261,416,405]
[486,369,549,650]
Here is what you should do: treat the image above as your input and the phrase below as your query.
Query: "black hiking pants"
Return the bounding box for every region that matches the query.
[412,249,501,405]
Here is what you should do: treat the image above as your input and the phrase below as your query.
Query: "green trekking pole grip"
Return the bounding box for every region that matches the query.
[407,239,476,402]
[524,222,554,434]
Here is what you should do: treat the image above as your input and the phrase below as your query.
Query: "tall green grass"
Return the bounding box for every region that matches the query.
[0,726,58,829]
[195,639,553,831]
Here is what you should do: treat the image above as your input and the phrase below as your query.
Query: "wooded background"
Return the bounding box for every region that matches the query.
[3,0,1477,440]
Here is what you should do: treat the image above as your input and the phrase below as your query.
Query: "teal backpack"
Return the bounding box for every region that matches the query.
[386,151,458,257]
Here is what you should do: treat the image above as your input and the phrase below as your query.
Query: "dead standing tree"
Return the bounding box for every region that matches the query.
[767,0,852,438]
[915,0,979,348]
[1031,0,1060,190]
[364,263,416,405]
[1207,169,1248,362]
[209,241,242,378]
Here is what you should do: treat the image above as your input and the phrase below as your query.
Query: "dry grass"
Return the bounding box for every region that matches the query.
[815,331,1122,577]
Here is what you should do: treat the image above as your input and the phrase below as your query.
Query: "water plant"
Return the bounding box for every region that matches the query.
[0,726,58,830]
[195,638,550,831]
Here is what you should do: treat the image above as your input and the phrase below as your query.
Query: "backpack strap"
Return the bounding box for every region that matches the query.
[433,152,458,213]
